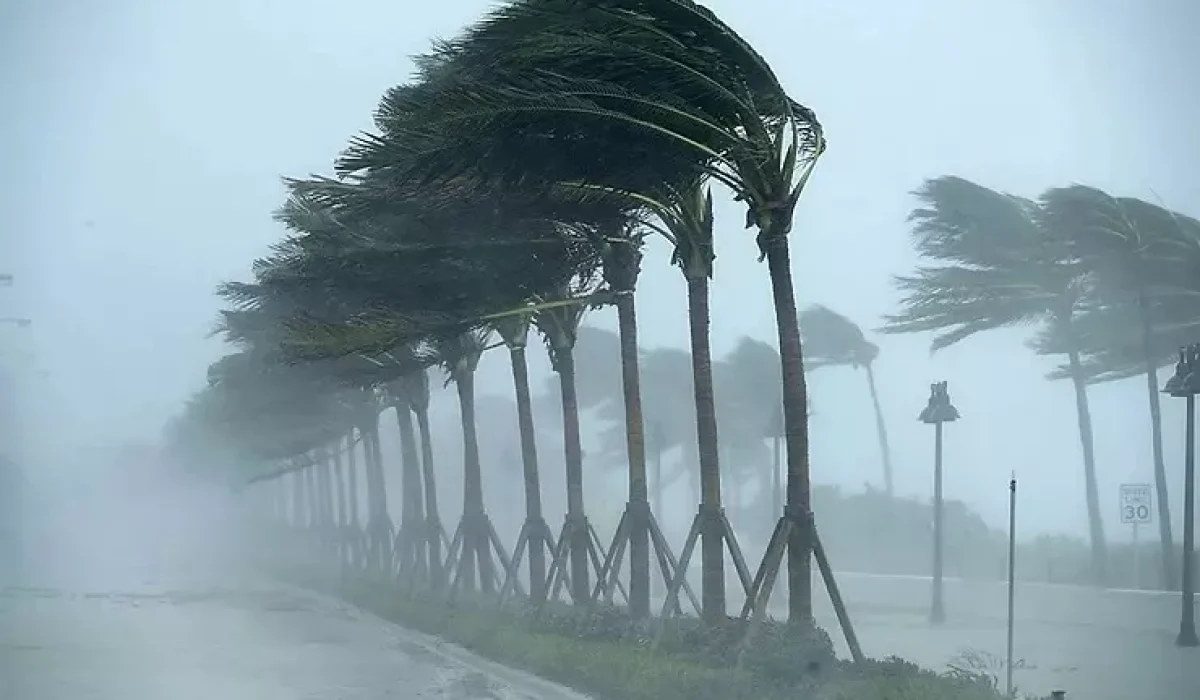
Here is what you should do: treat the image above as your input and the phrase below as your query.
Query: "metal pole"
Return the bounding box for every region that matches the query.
[1006,473,1018,698]
[931,421,945,624]
[1132,521,1140,590]
[1178,394,1198,647]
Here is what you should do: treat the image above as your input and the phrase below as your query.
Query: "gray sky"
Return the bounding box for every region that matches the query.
[4,0,1198,537]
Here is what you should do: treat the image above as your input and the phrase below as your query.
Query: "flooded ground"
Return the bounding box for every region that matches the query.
[815,605,1197,700]
[0,469,585,700]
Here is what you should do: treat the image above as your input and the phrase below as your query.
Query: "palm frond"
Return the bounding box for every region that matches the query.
[800,304,878,368]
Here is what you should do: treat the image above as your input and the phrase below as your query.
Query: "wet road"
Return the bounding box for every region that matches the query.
[0,467,585,700]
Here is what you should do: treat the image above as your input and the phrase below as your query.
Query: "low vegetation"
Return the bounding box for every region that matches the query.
[274,553,1037,700]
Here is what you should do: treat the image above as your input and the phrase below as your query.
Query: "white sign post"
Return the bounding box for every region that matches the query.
[1120,483,1153,588]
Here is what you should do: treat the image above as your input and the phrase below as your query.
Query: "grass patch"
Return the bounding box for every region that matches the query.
[276,561,1033,700]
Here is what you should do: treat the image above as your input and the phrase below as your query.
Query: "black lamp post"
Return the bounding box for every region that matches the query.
[1162,345,1199,648]
[920,380,960,624]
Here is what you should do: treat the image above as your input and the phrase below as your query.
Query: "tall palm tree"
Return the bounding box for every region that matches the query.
[340,0,827,620]
[493,312,551,603]
[386,375,427,581]
[399,368,446,585]
[1038,186,1200,588]
[801,304,895,496]
[431,328,501,594]
[659,181,729,620]
[882,176,1108,584]
[535,280,597,604]
[717,337,785,519]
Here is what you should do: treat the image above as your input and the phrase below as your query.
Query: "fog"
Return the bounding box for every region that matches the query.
[7,0,1200,536]
[4,1,1200,699]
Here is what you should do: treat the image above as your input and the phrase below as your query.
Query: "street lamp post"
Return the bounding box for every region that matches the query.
[920,380,960,625]
[1163,345,1199,648]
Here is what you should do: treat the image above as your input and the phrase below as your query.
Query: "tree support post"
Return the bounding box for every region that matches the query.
[592,499,698,615]
[445,510,515,601]
[544,514,621,606]
[739,506,863,663]
[659,504,750,621]
[499,515,556,604]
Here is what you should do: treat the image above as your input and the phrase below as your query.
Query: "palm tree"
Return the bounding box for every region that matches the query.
[569,325,624,410]
[599,346,698,501]
[398,368,447,585]
[800,304,895,496]
[247,182,608,588]
[385,374,428,582]
[1038,186,1200,588]
[535,280,599,604]
[493,312,552,603]
[340,0,827,621]
[882,176,1108,584]
[717,337,785,520]
[430,328,507,595]
[660,181,730,620]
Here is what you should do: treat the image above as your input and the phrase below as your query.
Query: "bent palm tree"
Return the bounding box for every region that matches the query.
[1039,186,1200,588]
[493,312,552,603]
[801,304,894,496]
[431,328,504,595]
[882,176,1108,584]
[340,0,827,621]
[535,280,598,604]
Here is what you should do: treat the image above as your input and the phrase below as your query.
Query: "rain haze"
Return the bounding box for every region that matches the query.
[3,1,1199,699]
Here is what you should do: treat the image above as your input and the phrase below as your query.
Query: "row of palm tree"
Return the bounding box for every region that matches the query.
[168,0,831,625]
[882,176,1200,589]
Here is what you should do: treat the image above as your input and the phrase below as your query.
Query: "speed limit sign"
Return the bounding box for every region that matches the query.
[1119,484,1153,524]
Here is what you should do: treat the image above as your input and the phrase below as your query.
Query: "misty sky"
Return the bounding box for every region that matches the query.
[4,0,1199,538]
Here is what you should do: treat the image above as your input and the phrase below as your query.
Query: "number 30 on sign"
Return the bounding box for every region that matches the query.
[1119,483,1153,524]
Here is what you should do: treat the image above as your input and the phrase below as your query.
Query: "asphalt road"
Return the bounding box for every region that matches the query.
[0,471,587,700]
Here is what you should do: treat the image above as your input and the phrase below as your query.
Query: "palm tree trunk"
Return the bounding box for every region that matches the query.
[395,405,426,578]
[369,425,390,519]
[771,434,782,516]
[686,275,726,621]
[364,421,392,571]
[616,291,652,618]
[763,234,813,623]
[304,464,318,531]
[414,405,443,585]
[332,447,347,531]
[556,347,591,604]
[1066,339,1108,586]
[316,453,334,545]
[292,467,306,530]
[652,443,664,517]
[456,371,491,593]
[1138,292,1177,589]
[274,476,287,525]
[863,363,895,497]
[345,431,360,529]
[509,345,547,603]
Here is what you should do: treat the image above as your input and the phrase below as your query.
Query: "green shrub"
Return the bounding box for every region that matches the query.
[279,564,1013,700]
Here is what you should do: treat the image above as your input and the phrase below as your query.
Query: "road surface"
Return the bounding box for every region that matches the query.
[0,467,586,700]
